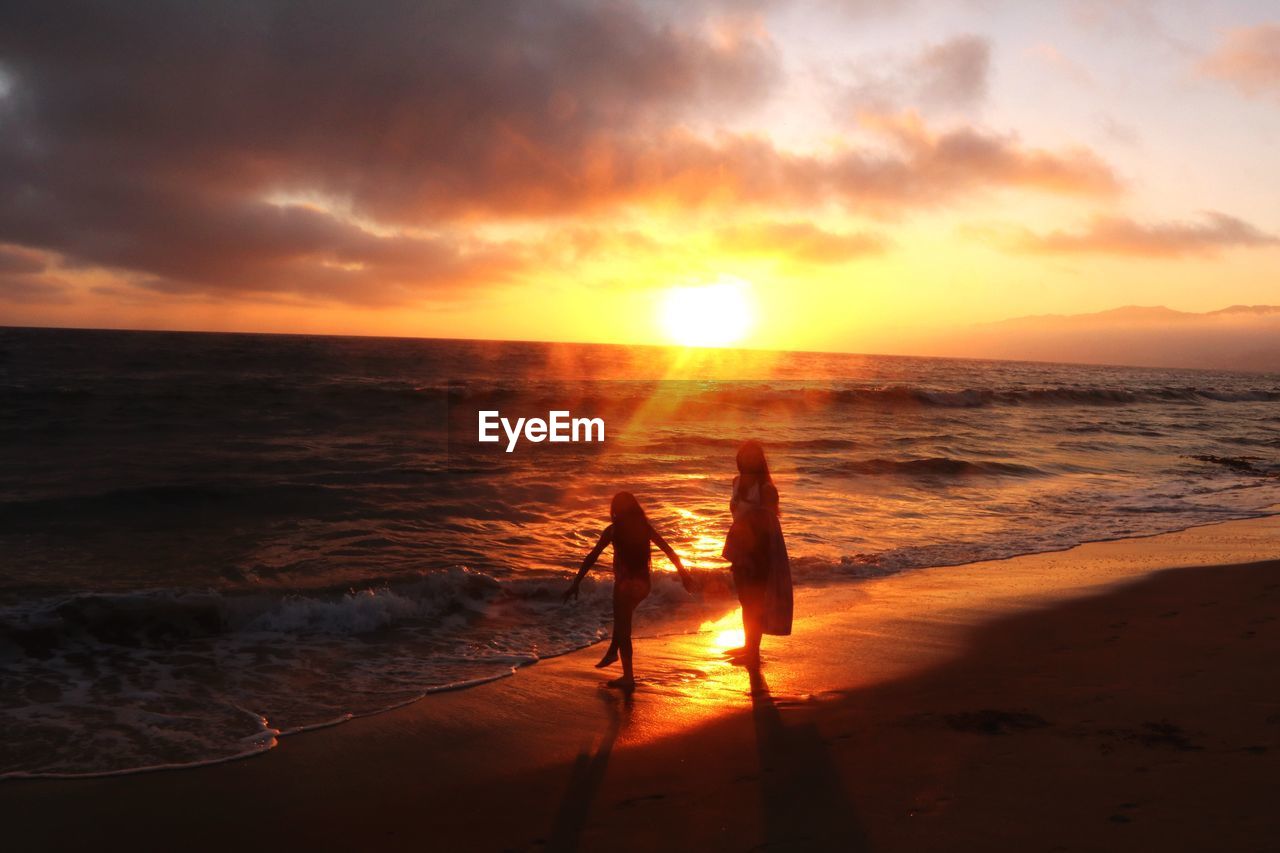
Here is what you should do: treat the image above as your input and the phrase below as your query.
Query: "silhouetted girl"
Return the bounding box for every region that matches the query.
[564,491,692,690]
[722,440,792,663]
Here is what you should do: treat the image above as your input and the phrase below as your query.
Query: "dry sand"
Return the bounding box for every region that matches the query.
[5,513,1280,851]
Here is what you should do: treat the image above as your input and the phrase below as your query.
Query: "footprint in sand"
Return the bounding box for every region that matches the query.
[942,709,1051,735]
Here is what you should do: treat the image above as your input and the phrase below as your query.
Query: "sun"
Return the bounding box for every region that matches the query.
[659,278,754,347]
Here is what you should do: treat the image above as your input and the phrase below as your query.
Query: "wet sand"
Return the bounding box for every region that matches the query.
[5,513,1280,851]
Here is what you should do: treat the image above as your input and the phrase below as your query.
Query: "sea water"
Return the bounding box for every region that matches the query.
[2,326,1278,775]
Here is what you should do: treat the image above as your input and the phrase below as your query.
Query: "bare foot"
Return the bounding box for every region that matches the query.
[606,675,635,691]
[720,646,747,657]
[727,648,760,667]
[595,649,619,668]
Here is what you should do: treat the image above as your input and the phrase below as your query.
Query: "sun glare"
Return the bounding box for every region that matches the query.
[659,278,754,348]
[701,608,746,650]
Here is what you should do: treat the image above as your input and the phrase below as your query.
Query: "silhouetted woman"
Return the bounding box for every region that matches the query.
[564,492,692,690]
[722,440,792,663]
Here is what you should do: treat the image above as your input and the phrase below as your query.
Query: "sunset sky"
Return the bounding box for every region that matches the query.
[1,0,1278,355]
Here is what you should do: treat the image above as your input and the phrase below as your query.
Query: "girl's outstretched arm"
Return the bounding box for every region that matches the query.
[650,526,695,593]
[564,525,613,601]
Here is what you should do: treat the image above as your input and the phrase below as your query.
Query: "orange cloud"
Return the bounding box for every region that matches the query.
[716,221,886,263]
[1200,24,1280,99]
[0,244,71,304]
[851,112,1121,205]
[987,212,1279,257]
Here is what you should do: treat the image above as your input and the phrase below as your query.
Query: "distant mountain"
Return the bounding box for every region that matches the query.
[1207,304,1280,317]
[944,305,1280,373]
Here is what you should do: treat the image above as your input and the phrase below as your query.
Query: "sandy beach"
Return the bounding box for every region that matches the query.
[5,512,1280,852]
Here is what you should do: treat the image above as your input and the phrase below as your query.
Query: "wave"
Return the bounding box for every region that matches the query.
[8,380,1279,441]
[805,456,1046,478]
[0,563,708,656]
[826,385,1280,408]
[0,565,708,777]
[444,381,1280,412]
[0,482,352,530]
[1186,455,1280,476]
[1,568,506,652]
[646,435,860,451]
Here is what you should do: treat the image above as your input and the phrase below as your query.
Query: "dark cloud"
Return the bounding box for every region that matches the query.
[994,212,1279,257]
[0,0,779,217]
[0,0,780,303]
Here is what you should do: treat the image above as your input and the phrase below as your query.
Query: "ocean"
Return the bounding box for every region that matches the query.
[2,326,1278,776]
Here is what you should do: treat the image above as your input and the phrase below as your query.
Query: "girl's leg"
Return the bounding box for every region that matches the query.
[609,599,636,687]
[607,584,644,688]
[595,638,618,668]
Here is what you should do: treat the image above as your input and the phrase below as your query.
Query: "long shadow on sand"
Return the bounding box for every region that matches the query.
[747,663,868,850]
[546,688,634,852]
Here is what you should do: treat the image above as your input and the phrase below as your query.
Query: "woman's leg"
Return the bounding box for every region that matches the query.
[742,596,763,661]
[731,569,764,662]
[742,604,757,655]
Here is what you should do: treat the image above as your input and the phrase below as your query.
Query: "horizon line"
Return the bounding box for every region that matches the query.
[3,322,1274,378]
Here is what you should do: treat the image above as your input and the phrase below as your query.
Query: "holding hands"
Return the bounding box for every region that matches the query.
[673,558,697,594]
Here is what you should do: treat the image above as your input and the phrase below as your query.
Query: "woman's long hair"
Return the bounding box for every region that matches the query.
[610,491,651,545]
[736,440,780,515]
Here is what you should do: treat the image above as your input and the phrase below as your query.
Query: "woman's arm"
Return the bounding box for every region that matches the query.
[650,526,695,592]
[564,525,612,601]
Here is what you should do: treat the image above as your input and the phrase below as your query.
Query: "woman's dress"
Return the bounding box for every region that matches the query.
[722,477,793,635]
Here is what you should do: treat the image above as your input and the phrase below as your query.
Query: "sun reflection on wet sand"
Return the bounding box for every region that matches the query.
[700,607,745,650]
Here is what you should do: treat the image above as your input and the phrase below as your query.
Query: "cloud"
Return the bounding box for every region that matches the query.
[0,275,70,304]
[914,35,991,108]
[841,112,1120,206]
[1027,43,1096,87]
[843,35,991,114]
[0,2,1121,307]
[0,180,528,305]
[0,0,781,303]
[1200,24,1280,99]
[1067,0,1159,31]
[717,221,887,263]
[0,0,781,218]
[0,244,70,303]
[988,212,1279,257]
[0,243,48,274]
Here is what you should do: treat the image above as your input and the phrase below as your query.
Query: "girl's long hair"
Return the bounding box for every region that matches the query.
[736,440,780,515]
[610,491,651,543]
